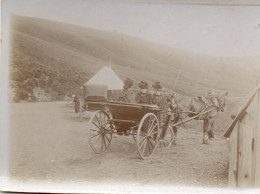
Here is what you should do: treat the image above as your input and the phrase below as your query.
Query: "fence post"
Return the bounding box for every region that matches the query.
[254,87,260,186]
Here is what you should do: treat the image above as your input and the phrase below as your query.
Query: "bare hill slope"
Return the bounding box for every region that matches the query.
[10,15,259,101]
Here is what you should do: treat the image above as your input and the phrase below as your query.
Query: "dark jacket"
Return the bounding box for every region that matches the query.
[135,92,152,104]
[119,89,135,103]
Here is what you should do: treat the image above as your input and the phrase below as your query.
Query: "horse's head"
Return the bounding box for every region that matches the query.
[217,92,228,112]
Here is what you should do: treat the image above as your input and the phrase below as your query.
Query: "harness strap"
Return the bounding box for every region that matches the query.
[197,96,222,119]
[198,96,209,108]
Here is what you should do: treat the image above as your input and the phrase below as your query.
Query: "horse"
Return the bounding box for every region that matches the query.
[171,91,228,144]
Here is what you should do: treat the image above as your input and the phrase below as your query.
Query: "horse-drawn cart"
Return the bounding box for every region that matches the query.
[88,101,174,159]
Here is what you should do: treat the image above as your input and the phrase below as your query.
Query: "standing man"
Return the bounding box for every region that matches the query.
[208,89,218,107]
[72,94,80,113]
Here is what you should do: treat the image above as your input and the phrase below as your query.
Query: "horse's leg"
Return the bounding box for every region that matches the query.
[208,118,214,139]
[172,126,178,145]
[203,119,209,144]
[171,114,180,145]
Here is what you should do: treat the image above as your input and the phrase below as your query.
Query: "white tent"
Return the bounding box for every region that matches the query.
[84,66,123,90]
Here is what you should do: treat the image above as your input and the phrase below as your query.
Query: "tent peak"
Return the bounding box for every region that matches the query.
[84,66,123,90]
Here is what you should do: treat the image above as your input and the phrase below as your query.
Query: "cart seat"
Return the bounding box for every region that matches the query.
[85,96,106,110]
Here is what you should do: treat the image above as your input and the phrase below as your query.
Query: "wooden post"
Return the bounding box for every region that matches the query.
[237,100,255,187]
[228,124,238,187]
[254,89,260,186]
[253,76,260,186]
[253,73,260,186]
[250,89,258,187]
[255,74,260,86]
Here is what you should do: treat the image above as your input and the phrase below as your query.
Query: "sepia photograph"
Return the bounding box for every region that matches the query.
[1,0,260,193]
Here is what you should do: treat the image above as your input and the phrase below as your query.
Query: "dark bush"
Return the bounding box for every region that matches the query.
[14,89,28,102]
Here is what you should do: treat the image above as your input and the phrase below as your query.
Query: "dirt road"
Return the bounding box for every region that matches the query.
[9,102,230,188]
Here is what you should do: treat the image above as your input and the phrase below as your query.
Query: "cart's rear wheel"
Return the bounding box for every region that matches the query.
[88,110,112,153]
[131,127,138,142]
[132,131,137,142]
[158,125,174,149]
[137,113,159,159]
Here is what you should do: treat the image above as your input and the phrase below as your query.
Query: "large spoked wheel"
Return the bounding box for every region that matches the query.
[158,125,174,149]
[88,110,113,154]
[137,113,160,159]
[131,126,138,142]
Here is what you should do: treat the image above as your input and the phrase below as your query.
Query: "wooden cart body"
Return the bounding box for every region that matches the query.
[88,99,174,159]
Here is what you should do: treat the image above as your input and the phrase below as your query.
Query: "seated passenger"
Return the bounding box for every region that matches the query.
[119,78,135,103]
[135,81,152,104]
[151,81,166,108]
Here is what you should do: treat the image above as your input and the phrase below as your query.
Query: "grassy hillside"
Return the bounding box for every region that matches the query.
[9,15,260,102]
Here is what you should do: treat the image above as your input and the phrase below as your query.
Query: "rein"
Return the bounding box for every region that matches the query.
[170,106,218,127]
[178,104,220,114]
[170,94,226,128]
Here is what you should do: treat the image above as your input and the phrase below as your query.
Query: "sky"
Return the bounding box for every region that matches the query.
[2,0,260,57]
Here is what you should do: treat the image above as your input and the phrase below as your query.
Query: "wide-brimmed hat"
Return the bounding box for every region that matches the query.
[124,77,133,89]
[152,81,162,90]
[138,81,148,89]
[208,89,215,96]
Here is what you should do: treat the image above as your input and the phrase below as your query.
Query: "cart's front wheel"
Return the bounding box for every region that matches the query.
[137,113,159,159]
[158,125,174,149]
[88,110,112,153]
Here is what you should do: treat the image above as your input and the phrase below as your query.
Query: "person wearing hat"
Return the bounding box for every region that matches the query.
[72,94,80,113]
[166,92,178,112]
[151,81,164,106]
[135,81,152,104]
[208,89,216,97]
[119,78,135,103]
[208,88,218,106]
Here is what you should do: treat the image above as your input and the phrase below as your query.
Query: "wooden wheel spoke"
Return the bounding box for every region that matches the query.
[90,133,100,139]
[140,137,147,152]
[151,131,158,136]
[104,134,111,143]
[92,121,102,130]
[102,135,107,148]
[147,138,153,154]
[139,136,147,149]
[101,135,104,150]
[141,139,148,155]
[148,118,155,132]
[148,123,158,136]
[148,137,155,147]
[139,133,147,142]
[145,139,150,155]
[94,115,102,126]
[147,116,152,130]
[93,135,102,146]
